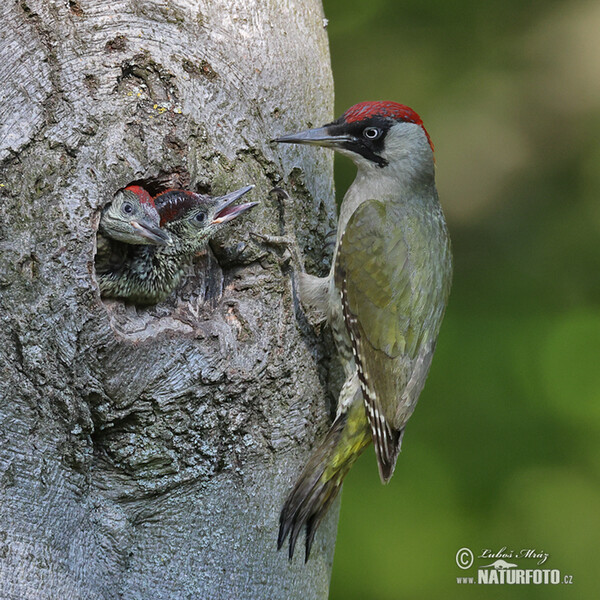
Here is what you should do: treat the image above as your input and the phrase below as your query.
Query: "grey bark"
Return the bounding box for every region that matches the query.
[0,1,337,599]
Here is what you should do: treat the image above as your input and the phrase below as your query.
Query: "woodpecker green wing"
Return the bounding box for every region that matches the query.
[335,197,450,481]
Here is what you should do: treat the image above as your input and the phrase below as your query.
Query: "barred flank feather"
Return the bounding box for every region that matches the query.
[278,396,371,561]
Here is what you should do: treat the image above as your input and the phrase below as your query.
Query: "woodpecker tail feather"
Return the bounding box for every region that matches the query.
[278,398,371,562]
[371,422,404,483]
[359,376,405,483]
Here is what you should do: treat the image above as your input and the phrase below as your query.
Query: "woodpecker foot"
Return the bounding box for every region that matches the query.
[249,186,302,262]
[250,232,304,271]
[250,232,294,248]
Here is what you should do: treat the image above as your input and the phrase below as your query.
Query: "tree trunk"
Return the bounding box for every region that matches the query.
[0,1,336,598]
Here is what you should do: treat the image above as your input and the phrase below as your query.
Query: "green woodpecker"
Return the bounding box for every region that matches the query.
[99,185,171,246]
[98,185,256,304]
[275,101,452,560]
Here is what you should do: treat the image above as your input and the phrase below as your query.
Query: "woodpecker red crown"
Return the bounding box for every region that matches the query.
[124,185,154,206]
[343,101,434,151]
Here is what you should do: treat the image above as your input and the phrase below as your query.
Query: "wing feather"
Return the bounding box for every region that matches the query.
[335,198,450,481]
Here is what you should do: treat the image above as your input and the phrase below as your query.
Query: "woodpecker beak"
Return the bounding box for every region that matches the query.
[130,221,171,246]
[274,126,354,148]
[211,185,258,224]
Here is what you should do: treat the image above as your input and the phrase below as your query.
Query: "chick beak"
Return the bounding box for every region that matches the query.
[211,185,258,225]
[130,221,171,246]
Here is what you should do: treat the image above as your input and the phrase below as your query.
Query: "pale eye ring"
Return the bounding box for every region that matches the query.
[363,127,381,140]
[122,202,134,214]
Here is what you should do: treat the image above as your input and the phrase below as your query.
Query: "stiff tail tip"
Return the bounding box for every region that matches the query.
[277,405,371,561]
[277,417,348,562]
[373,425,405,484]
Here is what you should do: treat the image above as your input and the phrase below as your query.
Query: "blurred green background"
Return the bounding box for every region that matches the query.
[322,0,600,598]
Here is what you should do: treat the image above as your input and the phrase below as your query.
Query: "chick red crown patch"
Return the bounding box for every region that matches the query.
[154,190,202,226]
[124,185,154,206]
[342,101,433,151]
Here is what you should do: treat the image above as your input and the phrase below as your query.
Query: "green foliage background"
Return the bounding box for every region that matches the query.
[322,0,600,597]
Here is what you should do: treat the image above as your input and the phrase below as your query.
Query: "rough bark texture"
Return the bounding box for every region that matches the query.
[0,1,337,598]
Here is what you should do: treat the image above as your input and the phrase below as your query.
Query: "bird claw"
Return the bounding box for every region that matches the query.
[250,232,305,273]
[250,232,293,248]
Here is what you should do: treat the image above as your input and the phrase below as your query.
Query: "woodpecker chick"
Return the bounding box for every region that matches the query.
[275,101,452,560]
[98,185,257,304]
[99,185,171,246]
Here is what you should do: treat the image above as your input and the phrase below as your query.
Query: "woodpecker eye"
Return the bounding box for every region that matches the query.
[194,212,206,224]
[122,202,134,215]
[363,127,382,140]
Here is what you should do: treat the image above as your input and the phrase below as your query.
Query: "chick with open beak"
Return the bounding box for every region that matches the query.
[98,184,257,304]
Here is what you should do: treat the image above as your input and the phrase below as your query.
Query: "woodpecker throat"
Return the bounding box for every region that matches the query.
[275,101,452,561]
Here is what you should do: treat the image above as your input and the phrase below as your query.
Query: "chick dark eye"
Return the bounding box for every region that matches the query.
[194,212,206,223]
[363,127,382,140]
[122,202,134,214]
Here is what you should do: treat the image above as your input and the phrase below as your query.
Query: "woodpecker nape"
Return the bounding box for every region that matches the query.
[99,185,171,246]
[275,101,452,561]
[97,185,257,304]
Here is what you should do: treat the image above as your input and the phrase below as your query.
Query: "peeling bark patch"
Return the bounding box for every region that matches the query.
[119,52,178,103]
[19,255,39,280]
[84,74,99,94]
[105,35,127,53]
[200,60,218,80]
[182,59,198,76]
[164,133,186,152]
[18,1,36,18]
[182,59,218,81]
[68,0,84,17]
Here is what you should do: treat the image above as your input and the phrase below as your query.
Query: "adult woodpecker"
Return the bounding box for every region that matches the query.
[275,101,452,560]
[98,185,257,304]
[99,185,171,246]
